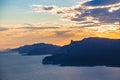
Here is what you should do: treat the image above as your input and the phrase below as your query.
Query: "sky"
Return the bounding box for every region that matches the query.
[0,0,120,50]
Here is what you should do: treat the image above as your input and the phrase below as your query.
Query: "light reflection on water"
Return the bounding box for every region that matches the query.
[0,53,120,80]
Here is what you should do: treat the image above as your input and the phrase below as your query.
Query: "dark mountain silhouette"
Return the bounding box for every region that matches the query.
[42,37,120,67]
[12,43,60,55]
[11,37,120,67]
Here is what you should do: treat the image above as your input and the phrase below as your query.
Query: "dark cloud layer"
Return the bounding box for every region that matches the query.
[72,0,120,23]
[75,8,120,23]
[0,27,8,31]
[42,6,55,10]
[18,27,59,30]
[55,31,74,38]
[84,0,120,6]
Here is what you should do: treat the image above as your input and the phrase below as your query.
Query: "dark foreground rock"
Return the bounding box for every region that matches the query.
[42,37,120,67]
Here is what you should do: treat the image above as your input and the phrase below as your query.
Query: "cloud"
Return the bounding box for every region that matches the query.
[0,23,59,31]
[78,8,120,23]
[32,0,120,28]
[0,27,8,31]
[32,5,58,13]
[54,31,74,37]
[18,27,59,30]
[84,0,120,6]
[70,0,120,23]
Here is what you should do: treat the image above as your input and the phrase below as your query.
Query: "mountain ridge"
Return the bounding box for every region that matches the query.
[11,37,120,67]
[11,37,120,55]
[12,43,60,55]
[42,37,120,67]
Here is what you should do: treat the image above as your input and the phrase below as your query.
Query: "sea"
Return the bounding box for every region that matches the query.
[0,52,120,80]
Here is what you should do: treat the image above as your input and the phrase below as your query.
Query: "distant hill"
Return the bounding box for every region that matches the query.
[42,37,120,67]
[12,43,60,55]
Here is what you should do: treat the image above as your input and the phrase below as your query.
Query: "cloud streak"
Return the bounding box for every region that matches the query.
[18,27,59,30]
[0,27,8,31]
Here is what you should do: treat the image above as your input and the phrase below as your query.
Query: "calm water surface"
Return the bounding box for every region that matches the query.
[0,53,120,80]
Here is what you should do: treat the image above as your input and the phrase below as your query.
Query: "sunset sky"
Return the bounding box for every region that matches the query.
[0,0,120,50]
